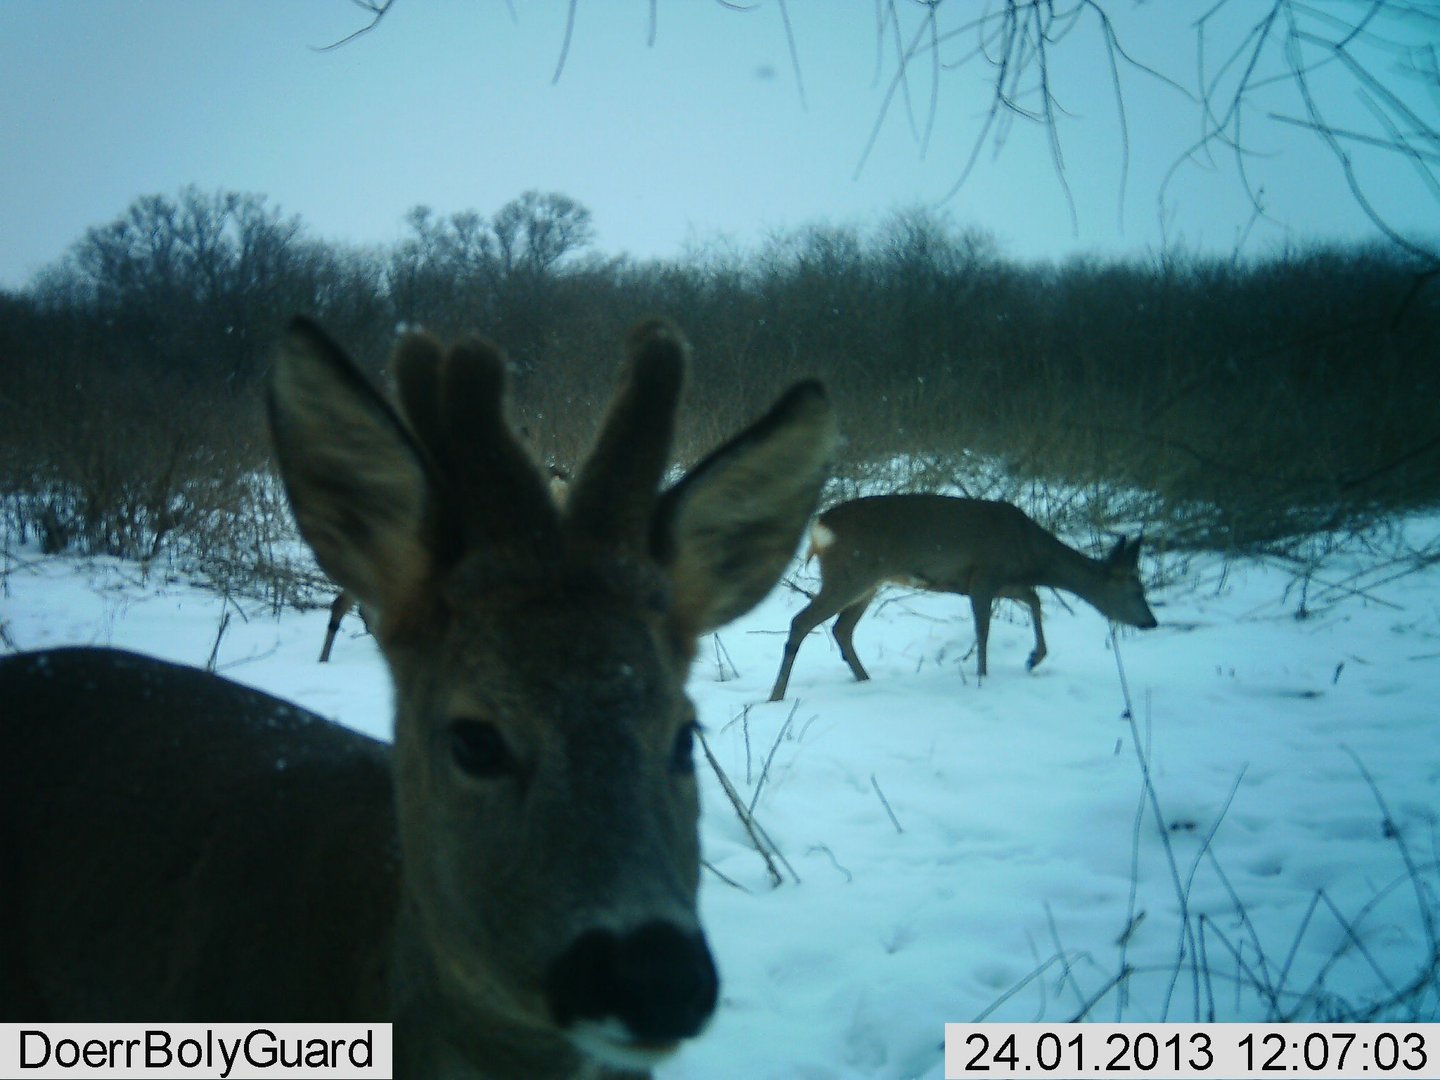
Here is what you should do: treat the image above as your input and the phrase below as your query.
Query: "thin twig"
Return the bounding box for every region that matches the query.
[870,772,904,833]
[712,632,740,681]
[697,728,784,888]
[314,0,395,52]
[1112,627,1201,1021]
[702,859,751,892]
[749,700,799,816]
[205,610,231,673]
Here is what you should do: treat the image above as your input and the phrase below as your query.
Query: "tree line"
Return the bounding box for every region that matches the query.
[2,186,1436,599]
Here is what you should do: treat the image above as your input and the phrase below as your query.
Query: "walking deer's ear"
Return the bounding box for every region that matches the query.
[1107,535,1143,571]
[268,317,436,616]
[653,381,837,645]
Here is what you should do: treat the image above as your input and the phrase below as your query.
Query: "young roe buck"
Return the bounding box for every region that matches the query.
[0,317,837,1080]
[768,494,1157,701]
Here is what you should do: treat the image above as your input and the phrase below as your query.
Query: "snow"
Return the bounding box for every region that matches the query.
[4,520,1439,1078]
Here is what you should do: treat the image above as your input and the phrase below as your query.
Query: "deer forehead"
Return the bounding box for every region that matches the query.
[442,548,673,617]
[396,596,691,739]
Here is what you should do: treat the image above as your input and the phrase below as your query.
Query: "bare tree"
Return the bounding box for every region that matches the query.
[59,187,307,377]
[492,190,595,276]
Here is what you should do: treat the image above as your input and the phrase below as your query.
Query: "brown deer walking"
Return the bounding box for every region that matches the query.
[768,494,1157,701]
[1,317,836,1080]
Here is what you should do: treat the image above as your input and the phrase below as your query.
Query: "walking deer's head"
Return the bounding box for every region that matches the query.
[267,317,834,1071]
[1100,535,1158,630]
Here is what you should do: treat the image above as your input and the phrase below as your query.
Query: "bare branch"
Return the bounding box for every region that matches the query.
[1268,112,1440,164]
[314,0,396,52]
[777,0,808,110]
[1185,1,1438,264]
[552,0,579,85]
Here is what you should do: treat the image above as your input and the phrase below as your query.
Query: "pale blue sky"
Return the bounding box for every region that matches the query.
[1,2,1433,288]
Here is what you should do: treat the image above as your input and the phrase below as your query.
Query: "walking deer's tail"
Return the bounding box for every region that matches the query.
[804,520,835,568]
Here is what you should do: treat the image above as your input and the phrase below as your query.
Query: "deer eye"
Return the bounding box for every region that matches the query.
[449,720,516,779]
[670,723,697,776]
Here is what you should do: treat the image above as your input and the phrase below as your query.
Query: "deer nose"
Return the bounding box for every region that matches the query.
[545,920,718,1045]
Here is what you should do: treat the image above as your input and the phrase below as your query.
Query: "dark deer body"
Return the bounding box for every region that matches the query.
[2,649,396,1021]
[768,494,1156,700]
[2,318,836,1080]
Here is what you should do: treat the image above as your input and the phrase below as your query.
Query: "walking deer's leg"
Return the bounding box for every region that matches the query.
[769,588,860,702]
[1019,586,1047,671]
[769,600,827,702]
[969,588,995,679]
[318,591,354,663]
[831,589,876,683]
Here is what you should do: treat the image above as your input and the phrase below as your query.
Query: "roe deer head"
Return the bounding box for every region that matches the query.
[1,317,836,1080]
[768,494,1156,700]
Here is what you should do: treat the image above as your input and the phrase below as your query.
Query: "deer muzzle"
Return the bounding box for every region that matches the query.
[544,919,718,1066]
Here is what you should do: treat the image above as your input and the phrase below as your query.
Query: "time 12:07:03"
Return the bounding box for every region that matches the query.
[945,1024,1435,1077]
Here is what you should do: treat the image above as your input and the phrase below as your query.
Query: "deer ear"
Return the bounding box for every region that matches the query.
[653,381,837,644]
[1108,535,1142,570]
[268,318,435,615]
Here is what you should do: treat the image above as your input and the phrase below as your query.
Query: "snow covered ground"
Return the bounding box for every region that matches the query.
[4,519,1438,1079]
